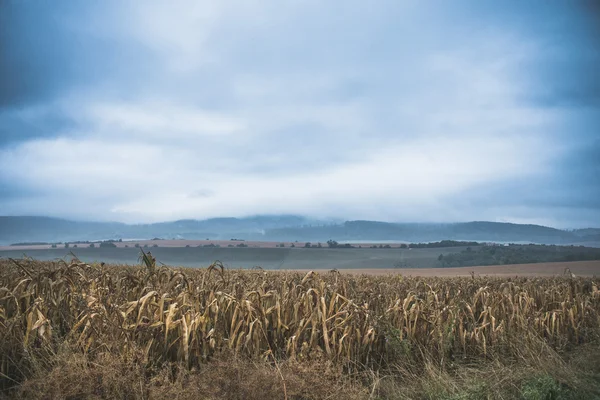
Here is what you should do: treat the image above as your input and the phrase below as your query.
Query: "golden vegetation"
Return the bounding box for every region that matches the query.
[1,252,600,398]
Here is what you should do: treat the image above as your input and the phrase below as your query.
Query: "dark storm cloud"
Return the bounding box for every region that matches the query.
[459,1,600,110]
[0,106,76,146]
[0,1,155,108]
[521,45,600,109]
[0,2,76,106]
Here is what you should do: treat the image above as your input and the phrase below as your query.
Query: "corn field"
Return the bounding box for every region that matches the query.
[1,253,600,390]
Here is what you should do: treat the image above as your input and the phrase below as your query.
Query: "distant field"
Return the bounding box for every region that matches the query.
[1,245,599,276]
[0,239,409,250]
[0,245,456,269]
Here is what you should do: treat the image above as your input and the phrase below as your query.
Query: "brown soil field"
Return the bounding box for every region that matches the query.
[322,260,600,277]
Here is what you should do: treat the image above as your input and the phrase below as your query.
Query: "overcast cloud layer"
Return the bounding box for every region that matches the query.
[1,1,599,227]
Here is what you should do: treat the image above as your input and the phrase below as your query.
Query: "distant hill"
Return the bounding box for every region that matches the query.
[571,228,600,242]
[263,220,584,244]
[0,217,126,245]
[0,216,598,246]
[0,215,326,245]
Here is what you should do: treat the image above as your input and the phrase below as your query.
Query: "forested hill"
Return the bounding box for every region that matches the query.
[263,221,593,244]
[0,216,324,245]
[0,216,598,246]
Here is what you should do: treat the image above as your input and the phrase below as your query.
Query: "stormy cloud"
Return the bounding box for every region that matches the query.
[0,0,598,228]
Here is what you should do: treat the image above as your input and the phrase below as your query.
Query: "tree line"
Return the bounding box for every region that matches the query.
[437,244,600,268]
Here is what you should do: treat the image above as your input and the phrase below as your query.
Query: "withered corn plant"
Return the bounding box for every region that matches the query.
[1,253,599,391]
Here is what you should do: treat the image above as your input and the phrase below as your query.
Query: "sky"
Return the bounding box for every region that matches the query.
[0,1,599,228]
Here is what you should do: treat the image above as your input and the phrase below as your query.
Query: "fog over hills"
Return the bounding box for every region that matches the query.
[1,216,598,246]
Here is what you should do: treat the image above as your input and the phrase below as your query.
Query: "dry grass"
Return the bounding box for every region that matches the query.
[1,252,600,399]
[12,346,367,400]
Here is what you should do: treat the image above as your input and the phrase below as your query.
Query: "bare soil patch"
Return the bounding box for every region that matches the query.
[323,260,600,277]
